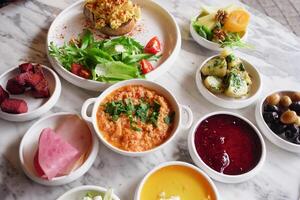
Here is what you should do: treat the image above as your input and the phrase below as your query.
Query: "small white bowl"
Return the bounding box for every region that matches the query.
[0,64,61,122]
[190,16,248,51]
[56,185,120,200]
[195,55,262,109]
[255,90,300,153]
[81,79,193,157]
[134,161,220,200]
[188,111,266,183]
[47,0,181,91]
[19,112,99,186]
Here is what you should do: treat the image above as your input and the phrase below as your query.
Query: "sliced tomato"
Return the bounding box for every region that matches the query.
[79,68,92,79]
[71,63,83,75]
[144,36,161,54]
[71,63,91,79]
[140,59,154,74]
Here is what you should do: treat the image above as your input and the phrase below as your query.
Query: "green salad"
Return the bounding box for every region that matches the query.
[192,5,252,48]
[82,189,113,200]
[49,30,161,83]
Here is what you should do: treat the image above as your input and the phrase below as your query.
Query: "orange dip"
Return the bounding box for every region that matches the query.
[96,85,175,152]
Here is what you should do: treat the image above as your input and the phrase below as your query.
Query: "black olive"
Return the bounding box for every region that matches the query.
[263,112,279,123]
[270,122,286,135]
[295,135,300,145]
[284,124,299,141]
[289,101,300,115]
[264,104,280,113]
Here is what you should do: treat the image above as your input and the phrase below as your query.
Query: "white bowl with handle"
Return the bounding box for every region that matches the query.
[81,79,193,157]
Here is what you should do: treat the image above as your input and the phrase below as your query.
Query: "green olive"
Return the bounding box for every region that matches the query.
[280,110,298,124]
[292,92,300,101]
[280,95,292,107]
[295,117,300,126]
[266,93,281,105]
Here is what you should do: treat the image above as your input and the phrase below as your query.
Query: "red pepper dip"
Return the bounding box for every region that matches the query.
[194,114,262,175]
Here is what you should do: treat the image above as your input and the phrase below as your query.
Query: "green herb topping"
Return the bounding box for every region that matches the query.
[103,98,174,131]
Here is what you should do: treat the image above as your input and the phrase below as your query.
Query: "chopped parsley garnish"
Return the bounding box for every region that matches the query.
[226,54,236,63]
[135,101,150,122]
[164,111,175,124]
[104,100,125,121]
[103,98,174,130]
[148,100,161,126]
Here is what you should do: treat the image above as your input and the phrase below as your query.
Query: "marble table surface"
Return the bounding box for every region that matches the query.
[1,0,300,199]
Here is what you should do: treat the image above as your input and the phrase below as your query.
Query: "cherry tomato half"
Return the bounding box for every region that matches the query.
[144,36,161,54]
[140,59,154,74]
[78,68,92,79]
[71,63,91,79]
[71,63,82,75]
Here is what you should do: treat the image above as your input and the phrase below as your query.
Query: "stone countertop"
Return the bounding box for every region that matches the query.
[0,0,300,199]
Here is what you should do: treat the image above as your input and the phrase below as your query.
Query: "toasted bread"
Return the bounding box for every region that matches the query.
[83,4,136,36]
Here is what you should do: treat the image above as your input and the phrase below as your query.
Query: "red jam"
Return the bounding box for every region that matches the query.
[194,114,262,175]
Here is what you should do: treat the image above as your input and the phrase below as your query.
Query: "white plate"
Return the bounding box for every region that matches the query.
[19,112,99,186]
[0,65,61,122]
[47,0,181,91]
[195,55,262,109]
[56,185,120,200]
[190,15,248,51]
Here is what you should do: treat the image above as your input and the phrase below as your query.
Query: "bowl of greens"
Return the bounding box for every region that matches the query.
[56,185,120,200]
[48,30,162,91]
[190,5,250,51]
[47,0,181,91]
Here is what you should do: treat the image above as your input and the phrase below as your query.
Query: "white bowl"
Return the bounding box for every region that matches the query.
[255,90,300,153]
[0,64,61,122]
[190,16,248,51]
[19,112,99,186]
[56,185,120,200]
[134,161,220,200]
[81,79,193,157]
[195,55,262,109]
[188,111,266,183]
[47,0,181,91]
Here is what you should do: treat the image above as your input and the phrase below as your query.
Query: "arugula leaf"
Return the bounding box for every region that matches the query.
[123,53,156,64]
[80,30,93,50]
